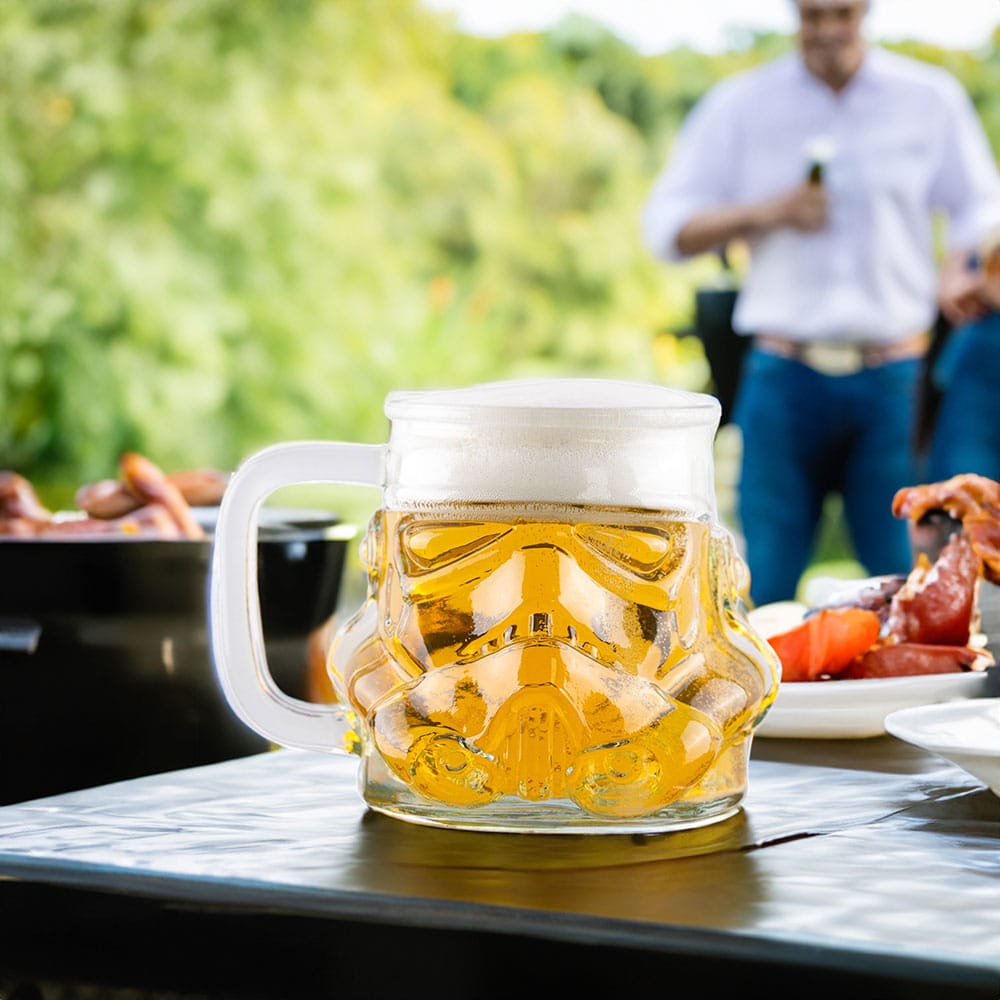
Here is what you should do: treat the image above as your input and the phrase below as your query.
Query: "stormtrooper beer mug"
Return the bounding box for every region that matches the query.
[211,379,780,833]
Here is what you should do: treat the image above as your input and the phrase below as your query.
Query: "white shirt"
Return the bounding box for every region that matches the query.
[641,48,1000,342]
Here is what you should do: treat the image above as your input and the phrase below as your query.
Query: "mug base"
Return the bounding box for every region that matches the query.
[360,734,753,834]
[363,790,744,835]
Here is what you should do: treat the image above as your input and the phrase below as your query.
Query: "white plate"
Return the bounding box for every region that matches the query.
[755,670,992,739]
[885,699,1000,796]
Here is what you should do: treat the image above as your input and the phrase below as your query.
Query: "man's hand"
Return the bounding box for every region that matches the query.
[938,251,992,327]
[759,182,829,233]
[674,181,829,256]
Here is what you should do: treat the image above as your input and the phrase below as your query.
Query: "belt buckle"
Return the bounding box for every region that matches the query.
[800,342,865,376]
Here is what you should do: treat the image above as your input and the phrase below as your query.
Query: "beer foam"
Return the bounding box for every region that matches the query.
[384,379,721,514]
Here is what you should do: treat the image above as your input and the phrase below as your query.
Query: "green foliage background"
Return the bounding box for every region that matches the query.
[2,0,999,519]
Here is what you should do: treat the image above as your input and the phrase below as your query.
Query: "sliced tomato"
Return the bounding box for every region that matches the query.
[766,608,882,682]
[843,642,982,679]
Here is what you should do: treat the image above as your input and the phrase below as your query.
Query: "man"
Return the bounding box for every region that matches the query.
[642,0,1000,606]
[926,235,1000,482]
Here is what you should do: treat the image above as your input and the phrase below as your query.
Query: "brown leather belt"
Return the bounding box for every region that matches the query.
[753,332,930,377]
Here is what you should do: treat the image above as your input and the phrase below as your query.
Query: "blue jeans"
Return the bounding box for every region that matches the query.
[927,313,1000,481]
[733,347,920,606]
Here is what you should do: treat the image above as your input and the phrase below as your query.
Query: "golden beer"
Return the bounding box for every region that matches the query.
[330,501,778,830]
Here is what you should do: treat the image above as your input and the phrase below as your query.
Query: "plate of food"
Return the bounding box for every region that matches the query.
[752,474,1000,739]
[884,698,1000,796]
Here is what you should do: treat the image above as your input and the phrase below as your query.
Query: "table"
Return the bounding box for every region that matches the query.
[0,732,998,999]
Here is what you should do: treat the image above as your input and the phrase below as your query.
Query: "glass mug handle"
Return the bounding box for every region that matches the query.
[210,440,384,752]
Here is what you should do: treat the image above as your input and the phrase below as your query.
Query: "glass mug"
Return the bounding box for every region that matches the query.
[210,379,780,834]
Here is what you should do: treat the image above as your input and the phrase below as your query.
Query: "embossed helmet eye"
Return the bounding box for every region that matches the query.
[574,524,684,579]
[399,520,511,573]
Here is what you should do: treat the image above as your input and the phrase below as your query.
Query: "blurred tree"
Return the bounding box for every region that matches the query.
[0,0,675,501]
